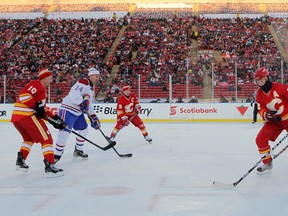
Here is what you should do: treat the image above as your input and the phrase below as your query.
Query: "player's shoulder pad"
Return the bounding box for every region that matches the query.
[31,80,45,90]
[78,78,89,86]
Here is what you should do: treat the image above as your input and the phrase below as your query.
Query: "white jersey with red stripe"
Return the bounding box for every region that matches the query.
[60,78,95,116]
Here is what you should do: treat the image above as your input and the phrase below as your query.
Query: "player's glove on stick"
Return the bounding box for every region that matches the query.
[89,114,101,130]
[265,110,282,122]
[121,116,129,126]
[48,115,66,129]
[135,104,141,114]
[35,101,45,118]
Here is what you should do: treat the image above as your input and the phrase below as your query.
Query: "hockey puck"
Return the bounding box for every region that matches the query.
[127,153,133,157]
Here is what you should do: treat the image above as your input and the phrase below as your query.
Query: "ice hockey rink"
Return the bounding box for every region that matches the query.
[1,122,288,216]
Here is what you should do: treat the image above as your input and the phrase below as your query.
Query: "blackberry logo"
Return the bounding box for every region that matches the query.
[92,105,151,116]
[0,110,6,117]
[94,105,103,113]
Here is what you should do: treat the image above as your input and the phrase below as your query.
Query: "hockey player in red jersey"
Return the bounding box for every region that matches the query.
[11,68,66,177]
[109,84,152,142]
[254,67,288,174]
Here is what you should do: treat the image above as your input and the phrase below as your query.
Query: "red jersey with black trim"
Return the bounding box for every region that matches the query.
[256,82,288,121]
[116,93,139,118]
[11,80,53,122]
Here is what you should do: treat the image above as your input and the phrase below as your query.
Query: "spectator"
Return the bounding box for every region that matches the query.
[219,96,229,103]
[189,96,198,103]
[150,99,161,103]
[176,96,185,103]
[103,92,115,103]
[53,95,62,103]
[245,95,253,103]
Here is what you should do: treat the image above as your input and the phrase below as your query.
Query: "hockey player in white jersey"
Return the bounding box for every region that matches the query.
[54,68,101,163]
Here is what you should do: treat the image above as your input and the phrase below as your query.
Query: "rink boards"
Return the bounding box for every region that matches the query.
[0,103,261,123]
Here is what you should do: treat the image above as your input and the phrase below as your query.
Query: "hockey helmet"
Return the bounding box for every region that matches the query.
[253,67,269,80]
[122,84,131,92]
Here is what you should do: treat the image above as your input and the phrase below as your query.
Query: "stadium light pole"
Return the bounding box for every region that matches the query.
[235,60,238,103]
[281,55,283,84]
[186,57,189,101]
[211,62,214,100]
[3,75,6,104]
[138,74,141,100]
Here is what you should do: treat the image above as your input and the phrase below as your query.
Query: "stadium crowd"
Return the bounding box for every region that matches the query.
[1,3,288,103]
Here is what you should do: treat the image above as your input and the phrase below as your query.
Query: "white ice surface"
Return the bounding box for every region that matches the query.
[1,122,288,216]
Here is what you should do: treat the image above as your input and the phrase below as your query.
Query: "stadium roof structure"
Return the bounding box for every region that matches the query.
[1,0,288,5]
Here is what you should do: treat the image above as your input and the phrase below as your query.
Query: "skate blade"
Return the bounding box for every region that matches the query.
[16,166,28,172]
[257,170,272,175]
[46,171,64,178]
[73,155,89,159]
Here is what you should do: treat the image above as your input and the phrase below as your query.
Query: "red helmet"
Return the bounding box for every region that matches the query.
[122,84,131,92]
[254,67,269,80]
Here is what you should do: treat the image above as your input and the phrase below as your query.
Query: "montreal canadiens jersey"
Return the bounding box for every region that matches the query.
[117,93,139,118]
[256,82,288,121]
[11,80,52,122]
[60,78,95,116]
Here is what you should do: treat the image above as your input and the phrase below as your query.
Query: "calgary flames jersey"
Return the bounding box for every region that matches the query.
[256,82,288,121]
[116,93,139,118]
[11,80,53,122]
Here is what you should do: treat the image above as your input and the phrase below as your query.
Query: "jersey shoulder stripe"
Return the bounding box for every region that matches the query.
[78,79,89,86]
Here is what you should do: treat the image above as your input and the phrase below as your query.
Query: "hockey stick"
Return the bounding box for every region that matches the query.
[88,113,137,158]
[46,116,116,151]
[98,128,133,158]
[213,133,288,188]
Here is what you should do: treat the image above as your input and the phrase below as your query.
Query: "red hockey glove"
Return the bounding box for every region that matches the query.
[121,116,129,126]
[264,110,282,122]
[89,114,101,130]
[135,104,141,114]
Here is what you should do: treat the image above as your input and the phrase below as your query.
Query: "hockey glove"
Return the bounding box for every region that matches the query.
[121,116,129,126]
[89,114,101,130]
[264,110,282,122]
[79,99,89,113]
[35,101,45,118]
[49,115,66,129]
[135,104,141,114]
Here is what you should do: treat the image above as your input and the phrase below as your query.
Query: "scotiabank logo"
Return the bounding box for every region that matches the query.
[170,106,218,115]
[170,106,177,115]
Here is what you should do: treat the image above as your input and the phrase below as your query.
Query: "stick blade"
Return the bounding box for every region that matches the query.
[120,153,133,158]
[213,181,234,189]
[103,141,117,151]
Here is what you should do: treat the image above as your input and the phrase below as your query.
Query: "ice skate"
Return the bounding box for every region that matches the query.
[144,135,152,143]
[73,147,88,159]
[257,160,273,175]
[54,153,63,164]
[43,159,64,177]
[16,151,29,172]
